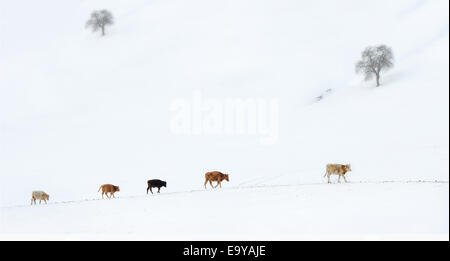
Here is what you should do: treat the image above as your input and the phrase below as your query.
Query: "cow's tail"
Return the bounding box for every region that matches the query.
[323,171,327,178]
[98,186,102,192]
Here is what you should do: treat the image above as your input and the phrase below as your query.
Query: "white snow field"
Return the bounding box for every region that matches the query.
[0,0,448,240]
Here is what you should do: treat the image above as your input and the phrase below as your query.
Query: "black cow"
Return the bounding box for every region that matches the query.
[147,179,167,194]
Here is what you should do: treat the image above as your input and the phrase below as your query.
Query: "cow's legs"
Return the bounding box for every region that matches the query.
[112,193,115,198]
[150,187,153,194]
[101,191,104,199]
[327,175,331,184]
[343,176,348,183]
[44,199,47,204]
[30,198,34,205]
[338,176,341,183]
[157,187,161,193]
[204,179,208,189]
[39,199,42,204]
[209,180,214,189]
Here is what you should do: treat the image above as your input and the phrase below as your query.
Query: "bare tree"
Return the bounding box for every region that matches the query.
[356,45,394,87]
[85,10,114,36]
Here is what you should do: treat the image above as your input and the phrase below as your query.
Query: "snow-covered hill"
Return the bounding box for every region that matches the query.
[1,181,448,240]
[0,0,448,239]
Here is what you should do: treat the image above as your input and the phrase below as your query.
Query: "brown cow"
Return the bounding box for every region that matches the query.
[204,171,229,189]
[324,164,352,184]
[98,184,120,199]
[30,191,50,205]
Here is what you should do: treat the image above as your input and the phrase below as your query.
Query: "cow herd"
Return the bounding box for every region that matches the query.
[30,164,351,205]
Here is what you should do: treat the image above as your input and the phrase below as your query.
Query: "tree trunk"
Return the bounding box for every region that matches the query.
[101,26,105,36]
[375,73,380,87]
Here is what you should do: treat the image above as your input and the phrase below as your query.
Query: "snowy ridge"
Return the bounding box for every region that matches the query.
[2,179,448,210]
[1,180,448,239]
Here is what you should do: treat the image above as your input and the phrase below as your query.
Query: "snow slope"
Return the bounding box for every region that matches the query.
[0,0,448,239]
[1,181,448,240]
